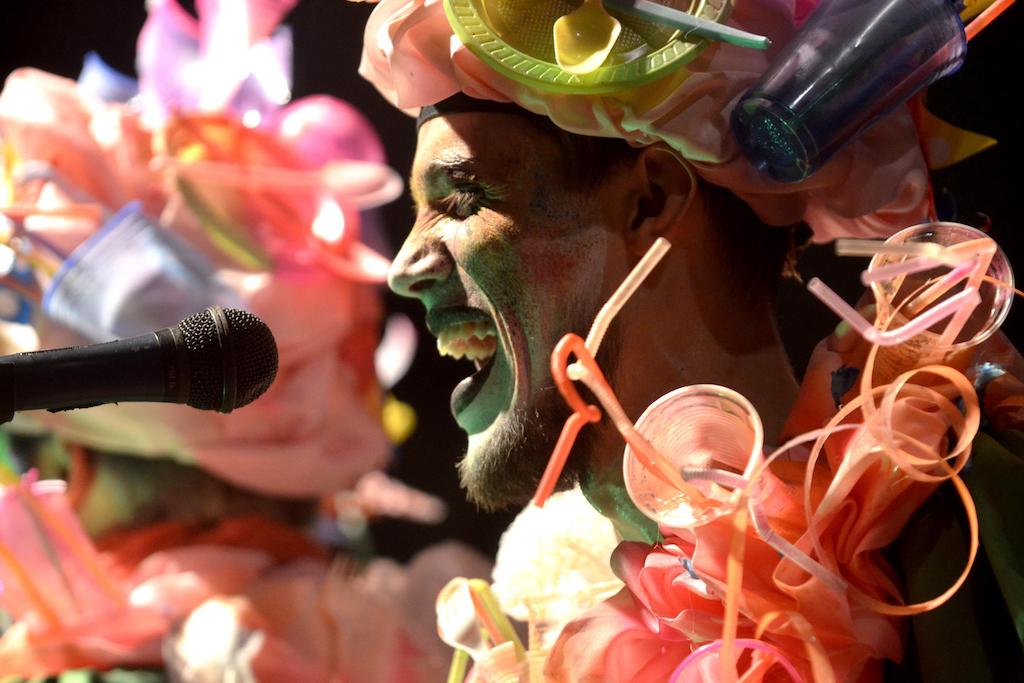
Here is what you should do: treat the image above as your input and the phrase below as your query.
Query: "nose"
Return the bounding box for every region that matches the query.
[387,229,454,298]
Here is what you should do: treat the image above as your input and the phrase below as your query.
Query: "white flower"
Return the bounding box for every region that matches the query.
[491,487,622,644]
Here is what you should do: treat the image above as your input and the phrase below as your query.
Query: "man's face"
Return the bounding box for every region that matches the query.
[390,113,625,508]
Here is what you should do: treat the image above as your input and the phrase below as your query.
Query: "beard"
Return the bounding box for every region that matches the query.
[457,318,622,512]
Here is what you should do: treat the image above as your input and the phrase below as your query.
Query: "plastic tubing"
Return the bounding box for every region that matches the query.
[966,0,1017,41]
[583,237,670,357]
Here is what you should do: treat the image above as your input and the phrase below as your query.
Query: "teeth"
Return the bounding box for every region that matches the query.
[437,320,497,363]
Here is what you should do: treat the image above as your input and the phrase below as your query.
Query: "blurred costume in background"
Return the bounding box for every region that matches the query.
[358,0,1023,680]
[0,0,490,680]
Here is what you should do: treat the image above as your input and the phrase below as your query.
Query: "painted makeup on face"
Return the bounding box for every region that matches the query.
[393,112,616,507]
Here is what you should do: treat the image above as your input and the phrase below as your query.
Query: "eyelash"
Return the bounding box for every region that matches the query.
[437,187,486,219]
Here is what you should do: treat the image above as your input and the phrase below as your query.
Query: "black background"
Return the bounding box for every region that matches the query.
[2,0,1021,561]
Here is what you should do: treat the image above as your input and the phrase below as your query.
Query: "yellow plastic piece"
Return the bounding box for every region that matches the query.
[553,0,622,74]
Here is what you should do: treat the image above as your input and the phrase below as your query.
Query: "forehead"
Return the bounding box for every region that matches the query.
[411,112,563,190]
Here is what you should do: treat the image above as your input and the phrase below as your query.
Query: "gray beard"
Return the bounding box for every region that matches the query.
[457,320,622,512]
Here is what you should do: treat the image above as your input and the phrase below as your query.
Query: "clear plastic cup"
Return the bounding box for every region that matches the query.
[42,202,241,342]
[867,223,1014,381]
[732,0,967,182]
[623,385,763,529]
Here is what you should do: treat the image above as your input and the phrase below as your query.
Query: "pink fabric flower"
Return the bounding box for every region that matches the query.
[137,0,298,125]
[0,0,405,496]
[0,481,481,680]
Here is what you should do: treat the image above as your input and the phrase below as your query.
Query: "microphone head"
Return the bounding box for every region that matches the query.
[177,307,279,412]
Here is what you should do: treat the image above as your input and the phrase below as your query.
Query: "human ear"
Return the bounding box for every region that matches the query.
[625,146,696,255]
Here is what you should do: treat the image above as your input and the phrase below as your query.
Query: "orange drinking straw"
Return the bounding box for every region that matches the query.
[467,579,525,655]
[966,0,1017,41]
[533,334,603,507]
[533,238,703,507]
[0,541,61,628]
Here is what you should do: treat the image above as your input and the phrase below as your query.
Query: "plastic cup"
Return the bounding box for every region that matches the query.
[623,385,763,529]
[731,0,966,183]
[42,202,241,342]
[869,222,1014,349]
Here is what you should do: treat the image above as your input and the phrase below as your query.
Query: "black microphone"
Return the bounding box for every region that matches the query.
[0,306,278,423]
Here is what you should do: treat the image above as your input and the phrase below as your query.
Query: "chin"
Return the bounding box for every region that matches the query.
[455,310,622,511]
[457,393,582,512]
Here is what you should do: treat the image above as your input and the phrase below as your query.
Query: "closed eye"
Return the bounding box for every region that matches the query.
[436,187,486,219]
[411,160,506,220]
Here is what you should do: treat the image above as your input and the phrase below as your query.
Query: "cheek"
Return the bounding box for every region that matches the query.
[523,232,604,293]
[519,228,611,371]
[451,205,610,338]
[449,217,523,292]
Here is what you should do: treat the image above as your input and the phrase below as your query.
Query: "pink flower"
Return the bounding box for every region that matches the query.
[614,541,731,644]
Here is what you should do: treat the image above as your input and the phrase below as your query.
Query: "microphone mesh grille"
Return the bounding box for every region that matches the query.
[179,309,224,410]
[224,308,278,409]
[177,308,278,411]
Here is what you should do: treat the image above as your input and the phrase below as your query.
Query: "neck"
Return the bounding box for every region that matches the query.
[580,289,798,542]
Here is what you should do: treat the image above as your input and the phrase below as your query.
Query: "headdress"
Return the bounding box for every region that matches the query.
[359,0,936,241]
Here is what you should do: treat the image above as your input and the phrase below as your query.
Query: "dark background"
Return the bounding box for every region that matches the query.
[2,1,1021,562]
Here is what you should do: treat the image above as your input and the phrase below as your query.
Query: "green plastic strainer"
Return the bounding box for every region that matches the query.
[444,0,732,94]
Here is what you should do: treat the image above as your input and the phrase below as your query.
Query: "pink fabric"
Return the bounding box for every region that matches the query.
[358,0,931,242]
[0,64,390,497]
[138,0,298,124]
[0,533,430,681]
[0,484,483,681]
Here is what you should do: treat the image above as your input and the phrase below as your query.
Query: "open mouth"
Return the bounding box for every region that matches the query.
[429,308,510,434]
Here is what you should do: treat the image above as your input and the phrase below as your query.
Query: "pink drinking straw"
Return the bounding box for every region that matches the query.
[937,243,995,346]
[807,272,980,346]
[861,257,944,285]
[820,236,984,344]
